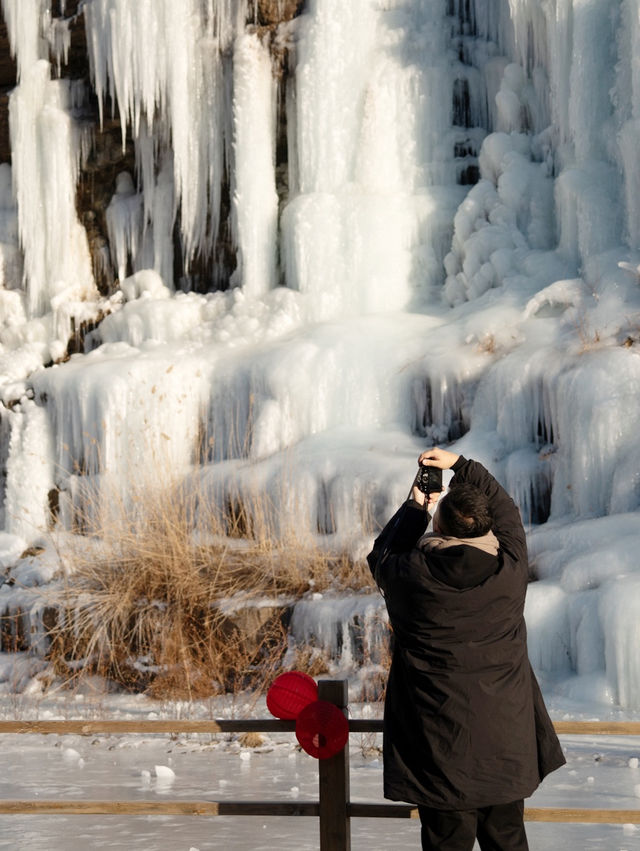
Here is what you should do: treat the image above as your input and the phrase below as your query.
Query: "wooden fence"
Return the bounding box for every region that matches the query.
[0,679,639,849]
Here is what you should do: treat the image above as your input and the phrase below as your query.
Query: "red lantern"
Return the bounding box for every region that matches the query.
[295,699,349,760]
[266,671,318,720]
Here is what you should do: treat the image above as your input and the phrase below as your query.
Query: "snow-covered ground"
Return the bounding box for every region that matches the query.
[2,0,640,721]
[1,681,640,850]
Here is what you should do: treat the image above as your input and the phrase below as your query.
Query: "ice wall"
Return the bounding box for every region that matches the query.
[439,0,640,710]
[0,0,639,708]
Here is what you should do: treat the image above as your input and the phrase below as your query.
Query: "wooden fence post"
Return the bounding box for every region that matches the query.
[318,679,351,851]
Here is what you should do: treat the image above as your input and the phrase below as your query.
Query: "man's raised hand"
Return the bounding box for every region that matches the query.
[418,447,460,470]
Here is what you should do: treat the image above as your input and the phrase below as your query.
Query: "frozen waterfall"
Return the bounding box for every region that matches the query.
[0,0,639,707]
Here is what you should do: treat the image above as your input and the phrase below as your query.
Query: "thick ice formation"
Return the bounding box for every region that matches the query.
[231,31,279,297]
[283,0,467,317]
[0,0,639,707]
[2,0,95,321]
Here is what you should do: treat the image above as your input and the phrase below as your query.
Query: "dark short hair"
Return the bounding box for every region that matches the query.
[436,483,493,537]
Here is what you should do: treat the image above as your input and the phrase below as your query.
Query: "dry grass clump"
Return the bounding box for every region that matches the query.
[47,476,374,698]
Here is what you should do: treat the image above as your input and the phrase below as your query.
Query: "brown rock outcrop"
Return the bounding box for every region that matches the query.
[257,0,305,25]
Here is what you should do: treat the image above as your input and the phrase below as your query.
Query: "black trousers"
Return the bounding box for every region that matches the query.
[418,799,529,851]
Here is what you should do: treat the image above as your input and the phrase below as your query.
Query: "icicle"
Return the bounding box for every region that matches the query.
[0,163,22,295]
[148,154,176,286]
[505,0,548,76]
[619,123,640,250]
[0,0,49,82]
[615,0,640,250]
[48,15,71,76]
[105,172,143,283]
[504,446,552,526]
[82,0,248,275]
[600,577,640,707]
[290,594,388,671]
[543,0,574,154]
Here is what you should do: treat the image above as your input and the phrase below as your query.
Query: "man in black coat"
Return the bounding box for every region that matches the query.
[367,447,565,851]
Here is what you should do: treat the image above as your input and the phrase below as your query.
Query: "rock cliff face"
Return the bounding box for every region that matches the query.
[0,0,304,295]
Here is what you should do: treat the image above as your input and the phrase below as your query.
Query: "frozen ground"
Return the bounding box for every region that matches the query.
[0,686,640,850]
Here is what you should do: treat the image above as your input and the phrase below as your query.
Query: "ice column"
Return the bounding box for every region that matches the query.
[105,172,143,284]
[231,32,278,296]
[549,0,622,264]
[600,576,640,708]
[105,132,175,285]
[617,0,640,248]
[3,0,95,319]
[543,0,574,153]
[1,400,54,543]
[0,163,22,297]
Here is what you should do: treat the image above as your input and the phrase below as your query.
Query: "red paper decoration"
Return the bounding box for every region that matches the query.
[295,699,349,760]
[266,671,318,720]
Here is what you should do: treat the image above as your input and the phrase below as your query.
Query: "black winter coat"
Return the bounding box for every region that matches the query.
[367,456,565,809]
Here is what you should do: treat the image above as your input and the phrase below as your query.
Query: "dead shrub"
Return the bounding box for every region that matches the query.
[239,732,265,748]
[45,473,372,698]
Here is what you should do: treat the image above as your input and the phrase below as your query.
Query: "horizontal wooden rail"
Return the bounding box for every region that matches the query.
[524,808,640,824]
[0,801,319,816]
[551,721,640,735]
[0,719,296,735]
[0,800,638,824]
[349,804,640,824]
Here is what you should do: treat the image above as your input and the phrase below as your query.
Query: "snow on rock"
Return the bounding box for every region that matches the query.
[0,533,26,569]
[62,747,83,763]
[154,764,175,779]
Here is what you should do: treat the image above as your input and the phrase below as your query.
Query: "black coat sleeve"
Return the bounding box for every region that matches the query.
[450,456,527,564]
[367,500,429,592]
